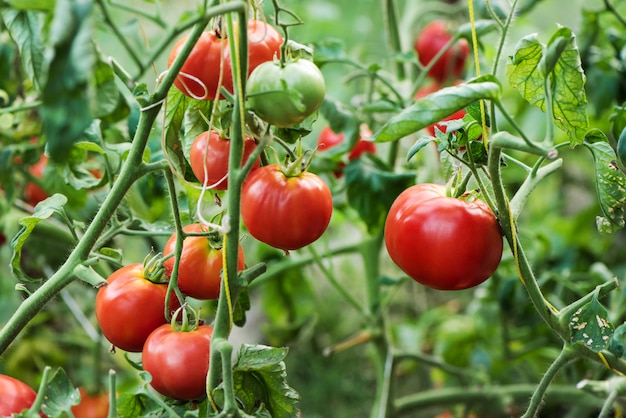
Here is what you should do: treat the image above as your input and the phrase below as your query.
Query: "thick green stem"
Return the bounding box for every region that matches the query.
[521,345,576,418]
[382,0,405,81]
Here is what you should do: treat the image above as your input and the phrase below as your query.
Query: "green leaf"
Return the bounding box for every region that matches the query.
[230,344,301,418]
[406,136,436,161]
[91,52,129,122]
[345,156,415,233]
[116,392,161,418]
[1,9,47,89]
[319,98,360,154]
[608,323,626,358]
[506,27,589,144]
[569,291,614,353]
[164,88,195,181]
[6,0,55,10]
[182,99,212,158]
[583,129,626,233]
[10,193,68,282]
[374,76,501,142]
[42,0,96,163]
[42,368,81,417]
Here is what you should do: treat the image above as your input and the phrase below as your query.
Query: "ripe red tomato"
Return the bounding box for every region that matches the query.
[414,82,467,136]
[71,388,109,418]
[241,164,333,251]
[414,21,469,83]
[247,59,326,127]
[189,130,260,190]
[95,264,181,352]
[163,223,245,300]
[317,126,345,152]
[0,374,40,417]
[24,155,49,207]
[317,125,377,176]
[168,31,225,100]
[142,323,214,401]
[384,183,502,290]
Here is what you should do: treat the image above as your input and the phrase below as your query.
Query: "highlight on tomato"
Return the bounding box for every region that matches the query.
[246,58,326,127]
[95,261,181,352]
[162,223,245,300]
[189,130,260,190]
[414,20,469,83]
[141,311,214,401]
[241,163,333,251]
[384,183,502,290]
[0,374,42,417]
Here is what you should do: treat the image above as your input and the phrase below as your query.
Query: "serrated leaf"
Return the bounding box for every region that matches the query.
[569,292,614,353]
[42,368,81,417]
[374,76,501,142]
[506,27,588,144]
[230,344,300,418]
[1,9,47,89]
[10,194,68,282]
[345,156,415,233]
[42,0,96,163]
[583,129,626,233]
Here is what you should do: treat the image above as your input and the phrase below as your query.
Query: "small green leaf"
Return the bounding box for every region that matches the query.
[164,88,194,181]
[91,52,128,121]
[10,194,68,282]
[608,323,626,358]
[374,76,501,142]
[42,368,80,417]
[569,291,614,353]
[584,129,626,233]
[116,392,161,418]
[406,136,435,162]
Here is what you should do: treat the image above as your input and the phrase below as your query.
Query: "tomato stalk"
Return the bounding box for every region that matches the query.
[107,369,117,418]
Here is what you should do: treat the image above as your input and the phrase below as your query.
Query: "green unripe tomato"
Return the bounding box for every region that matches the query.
[246,59,326,128]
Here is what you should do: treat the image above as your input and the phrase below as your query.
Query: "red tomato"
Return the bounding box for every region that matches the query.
[189,130,260,190]
[317,126,345,152]
[71,388,109,418]
[317,125,377,176]
[162,223,245,300]
[168,31,225,100]
[95,264,181,352]
[142,323,214,401]
[222,19,283,92]
[24,155,48,207]
[0,374,41,417]
[348,139,376,160]
[384,183,502,290]
[241,164,333,251]
[414,82,467,136]
[414,21,469,83]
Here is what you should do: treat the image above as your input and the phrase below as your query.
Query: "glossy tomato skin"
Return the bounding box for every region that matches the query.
[142,323,214,401]
[189,130,260,190]
[0,374,40,417]
[24,155,48,207]
[163,223,245,300]
[168,31,225,100]
[95,264,181,352]
[414,21,469,83]
[384,183,503,290]
[71,388,109,418]
[247,59,326,127]
[241,164,333,251]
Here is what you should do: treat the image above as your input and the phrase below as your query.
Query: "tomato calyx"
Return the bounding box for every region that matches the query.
[142,251,167,284]
[170,304,203,333]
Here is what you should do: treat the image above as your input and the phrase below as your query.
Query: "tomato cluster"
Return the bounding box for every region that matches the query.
[168,20,282,100]
[384,183,503,290]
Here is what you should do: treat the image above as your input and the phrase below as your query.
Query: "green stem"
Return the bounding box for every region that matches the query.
[217,340,238,412]
[394,351,473,382]
[163,168,187,317]
[107,370,117,418]
[108,0,167,27]
[598,388,619,418]
[28,366,51,416]
[521,345,576,418]
[0,100,41,115]
[491,0,520,76]
[95,0,143,70]
[603,0,626,29]
[508,158,563,220]
[382,0,405,81]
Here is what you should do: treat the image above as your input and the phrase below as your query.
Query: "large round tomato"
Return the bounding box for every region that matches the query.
[414,21,469,83]
[24,155,48,207]
[223,19,283,91]
[0,374,40,417]
[384,183,502,290]
[241,164,333,251]
[189,130,260,190]
[168,31,225,100]
[95,264,181,352]
[247,59,326,127]
[142,323,214,401]
[163,223,245,300]
[71,388,109,418]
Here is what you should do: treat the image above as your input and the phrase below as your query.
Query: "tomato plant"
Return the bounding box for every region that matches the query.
[141,321,214,401]
[247,58,326,127]
[414,20,469,83]
[189,130,260,190]
[95,263,180,352]
[71,388,109,418]
[384,183,503,290]
[162,223,245,300]
[0,374,40,417]
[415,82,467,136]
[241,164,333,251]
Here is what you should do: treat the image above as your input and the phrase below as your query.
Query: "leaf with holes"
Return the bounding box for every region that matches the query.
[569,292,614,353]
